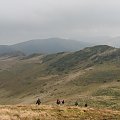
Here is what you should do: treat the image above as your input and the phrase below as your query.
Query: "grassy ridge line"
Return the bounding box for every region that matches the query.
[0,105,119,120]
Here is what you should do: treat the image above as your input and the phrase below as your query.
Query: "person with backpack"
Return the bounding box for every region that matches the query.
[36,98,41,105]
[75,101,78,106]
[62,100,65,104]
[56,99,61,105]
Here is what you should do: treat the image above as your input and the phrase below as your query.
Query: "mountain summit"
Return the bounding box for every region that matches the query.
[11,38,91,54]
[0,38,91,56]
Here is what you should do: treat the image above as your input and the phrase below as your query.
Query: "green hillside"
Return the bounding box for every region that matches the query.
[0,45,120,110]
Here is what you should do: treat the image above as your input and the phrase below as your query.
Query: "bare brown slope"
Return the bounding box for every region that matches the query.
[0,45,120,110]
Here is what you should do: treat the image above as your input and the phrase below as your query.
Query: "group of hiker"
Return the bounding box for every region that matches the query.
[36,98,87,107]
[56,99,65,105]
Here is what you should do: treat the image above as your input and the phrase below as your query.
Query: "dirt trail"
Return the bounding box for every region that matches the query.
[64,71,85,82]
[54,70,85,86]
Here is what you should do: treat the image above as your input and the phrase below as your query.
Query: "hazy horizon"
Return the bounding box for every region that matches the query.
[0,0,120,45]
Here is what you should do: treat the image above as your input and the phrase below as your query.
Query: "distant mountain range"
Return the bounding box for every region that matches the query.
[0,37,120,56]
[0,45,25,57]
[76,36,120,48]
[0,38,92,56]
[106,36,120,48]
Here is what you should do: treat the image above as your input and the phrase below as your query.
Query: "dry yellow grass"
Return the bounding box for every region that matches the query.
[0,105,119,120]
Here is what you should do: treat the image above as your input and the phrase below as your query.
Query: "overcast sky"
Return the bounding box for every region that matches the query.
[0,0,120,45]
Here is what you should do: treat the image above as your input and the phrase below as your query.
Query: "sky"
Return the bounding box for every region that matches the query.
[0,0,120,45]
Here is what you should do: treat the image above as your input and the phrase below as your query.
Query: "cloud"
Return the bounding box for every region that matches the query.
[0,0,120,44]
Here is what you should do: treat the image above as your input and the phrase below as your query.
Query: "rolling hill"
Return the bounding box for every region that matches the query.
[0,38,91,56]
[0,45,25,57]
[0,45,119,111]
[11,38,91,54]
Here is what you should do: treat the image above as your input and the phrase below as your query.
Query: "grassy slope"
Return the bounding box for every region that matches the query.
[0,105,119,120]
[0,45,120,111]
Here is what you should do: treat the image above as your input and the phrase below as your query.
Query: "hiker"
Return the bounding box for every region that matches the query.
[62,100,65,104]
[75,101,78,106]
[85,103,87,107]
[56,99,61,105]
[36,98,41,105]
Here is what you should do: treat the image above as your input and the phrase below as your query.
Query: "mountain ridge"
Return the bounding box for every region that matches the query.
[11,38,92,54]
[0,38,92,55]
